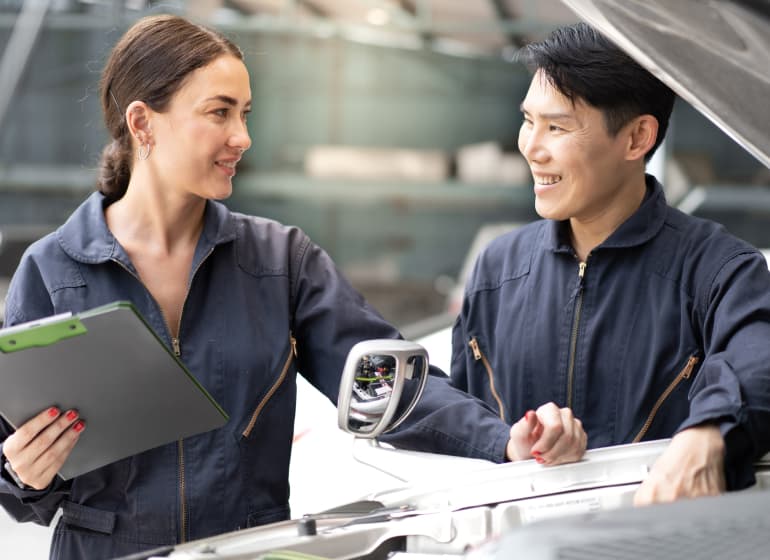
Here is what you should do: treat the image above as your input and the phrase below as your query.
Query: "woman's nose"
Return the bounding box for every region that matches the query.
[231,122,251,153]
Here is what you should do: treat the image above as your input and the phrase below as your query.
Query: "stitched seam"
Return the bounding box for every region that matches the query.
[702,250,759,312]
[3,298,27,324]
[405,422,504,461]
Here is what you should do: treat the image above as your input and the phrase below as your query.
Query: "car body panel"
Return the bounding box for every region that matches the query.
[123,2,770,558]
[561,0,770,167]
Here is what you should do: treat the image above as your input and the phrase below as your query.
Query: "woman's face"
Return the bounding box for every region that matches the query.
[148,54,252,201]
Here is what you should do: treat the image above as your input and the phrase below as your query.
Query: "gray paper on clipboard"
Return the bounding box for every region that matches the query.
[0,301,228,480]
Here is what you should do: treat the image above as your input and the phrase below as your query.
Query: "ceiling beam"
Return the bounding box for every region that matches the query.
[398,0,417,16]
[297,0,330,19]
[487,0,524,47]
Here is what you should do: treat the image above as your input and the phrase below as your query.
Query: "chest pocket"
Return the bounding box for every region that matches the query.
[632,352,700,442]
[468,335,507,422]
[241,333,297,438]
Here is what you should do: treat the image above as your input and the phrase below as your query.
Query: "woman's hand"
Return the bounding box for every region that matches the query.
[506,402,586,465]
[634,424,725,505]
[3,406,85,490]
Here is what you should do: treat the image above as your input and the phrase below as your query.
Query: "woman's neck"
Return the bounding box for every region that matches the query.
[105,179,206,256]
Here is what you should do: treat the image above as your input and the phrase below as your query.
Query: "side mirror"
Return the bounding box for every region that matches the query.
[337,339,429,438]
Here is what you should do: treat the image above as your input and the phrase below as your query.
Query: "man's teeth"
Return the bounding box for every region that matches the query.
[535,176,561,185]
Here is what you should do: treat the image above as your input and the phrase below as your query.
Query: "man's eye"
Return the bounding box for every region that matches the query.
[549,124,564,132]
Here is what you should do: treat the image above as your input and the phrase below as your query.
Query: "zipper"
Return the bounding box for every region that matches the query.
[112,245,215,544]
[177,440,187,543]
[469,337,506,421]
[242,333,298,438]
[171,248,213,543]
[170,341,189,544]
[633,354,700,443]
[566,261,587,410]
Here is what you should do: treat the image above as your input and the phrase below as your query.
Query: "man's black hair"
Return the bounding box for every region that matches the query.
[519,22,676,161]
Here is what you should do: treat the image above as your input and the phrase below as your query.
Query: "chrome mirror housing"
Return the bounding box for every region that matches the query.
[337,339,429,438]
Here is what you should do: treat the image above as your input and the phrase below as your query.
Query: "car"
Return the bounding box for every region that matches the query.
[121,1,770,558]
[128,339,770,560]
[4,1,769,558]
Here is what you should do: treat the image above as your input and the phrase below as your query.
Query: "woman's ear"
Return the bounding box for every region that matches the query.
[125,100,152,146]
[625,114,659,162]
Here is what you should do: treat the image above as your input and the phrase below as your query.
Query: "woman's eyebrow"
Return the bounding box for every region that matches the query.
[204,95,251,107]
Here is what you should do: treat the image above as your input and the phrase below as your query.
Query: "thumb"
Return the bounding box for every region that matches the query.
[520,409,540,437]
[507,410,540,461]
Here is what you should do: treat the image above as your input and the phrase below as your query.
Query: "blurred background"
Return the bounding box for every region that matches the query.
[1,0,769,556]
[2,0,768,330]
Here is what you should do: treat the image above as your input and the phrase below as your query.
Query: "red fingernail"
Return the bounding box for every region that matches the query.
[532,450,541,456]
[66,410,78,421]
[525,410,535,421]
[535,457,545,464]
[48,407,60,418]
[73,421,85,433]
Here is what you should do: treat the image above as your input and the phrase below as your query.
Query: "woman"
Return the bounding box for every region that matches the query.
[0,15,585,559]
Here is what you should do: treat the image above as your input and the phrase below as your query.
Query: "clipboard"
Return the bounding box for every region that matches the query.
[0,301,229,480]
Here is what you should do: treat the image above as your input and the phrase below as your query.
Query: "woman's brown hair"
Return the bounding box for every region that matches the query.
[97,15,243,201]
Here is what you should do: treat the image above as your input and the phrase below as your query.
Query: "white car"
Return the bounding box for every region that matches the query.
[137,1,770,558]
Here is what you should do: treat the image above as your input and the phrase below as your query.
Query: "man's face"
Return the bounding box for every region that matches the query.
[517,70,637,223]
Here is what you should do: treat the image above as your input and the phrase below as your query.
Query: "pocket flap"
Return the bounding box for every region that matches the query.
[62,501,116,534]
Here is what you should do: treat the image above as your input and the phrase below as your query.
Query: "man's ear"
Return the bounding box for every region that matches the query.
[125,100,153,146]
[625,115,659,162]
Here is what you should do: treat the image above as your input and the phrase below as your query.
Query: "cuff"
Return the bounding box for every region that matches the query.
[3,461,31,490]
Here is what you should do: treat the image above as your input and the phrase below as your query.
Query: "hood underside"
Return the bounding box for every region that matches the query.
[560,0,770,168]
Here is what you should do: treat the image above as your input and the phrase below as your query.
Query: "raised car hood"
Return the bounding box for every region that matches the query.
[560,0,770,168]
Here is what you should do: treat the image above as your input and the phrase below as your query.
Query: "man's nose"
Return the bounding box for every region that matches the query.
[519,128,548,164]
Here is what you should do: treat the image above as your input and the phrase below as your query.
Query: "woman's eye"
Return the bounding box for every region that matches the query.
[213,108,228,118]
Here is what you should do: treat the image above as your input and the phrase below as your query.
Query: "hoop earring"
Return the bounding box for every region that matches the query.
[137,143,151,161]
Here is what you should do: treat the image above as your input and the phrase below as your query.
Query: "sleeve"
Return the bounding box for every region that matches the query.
[1,253,69,526]
[289,234,401,400]
[680,249,770,490]
[379,371,511,462]
[288,233,510,462]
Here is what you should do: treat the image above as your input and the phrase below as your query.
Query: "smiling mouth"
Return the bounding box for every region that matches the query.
[534,174,562,185]
[216,161,238,176]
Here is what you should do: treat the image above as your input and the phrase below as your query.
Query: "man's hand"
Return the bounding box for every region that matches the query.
[506,402,586,465]
[3,406,85,490]
[634,424,726,506]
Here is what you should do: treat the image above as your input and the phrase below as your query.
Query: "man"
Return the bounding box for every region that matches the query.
[450,22,770,504]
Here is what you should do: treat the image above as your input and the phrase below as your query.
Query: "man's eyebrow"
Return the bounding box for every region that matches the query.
[519,103,574,121]
[204,95,251,107]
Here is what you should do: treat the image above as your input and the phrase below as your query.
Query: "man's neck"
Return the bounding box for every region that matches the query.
[569,176,648,262]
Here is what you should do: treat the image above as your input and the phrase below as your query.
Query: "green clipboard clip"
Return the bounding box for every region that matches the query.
[0,318,87,353]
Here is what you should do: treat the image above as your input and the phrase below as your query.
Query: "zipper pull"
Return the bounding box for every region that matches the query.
[469,337,482,360]
[578,261,587,279]
[290,334,297,358]
[682,355,699,379]
[172,337,181,357]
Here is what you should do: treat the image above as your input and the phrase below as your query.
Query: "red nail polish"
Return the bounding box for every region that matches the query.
[525,410,535,421]
[73,421,85,433]
[48,407,60,418]
[532,450,541,456]
[66,410,78,421]
[535,457,545,464]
